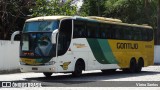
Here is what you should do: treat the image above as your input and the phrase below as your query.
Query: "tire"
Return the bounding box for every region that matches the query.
[136,58,144,73]
[101,69,116,74]
[43,72,52,77]
[129,59,137,73]
[72,60,84,77]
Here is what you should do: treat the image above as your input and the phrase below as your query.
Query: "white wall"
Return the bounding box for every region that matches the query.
[0,40,20,71]
[154,45,160,64]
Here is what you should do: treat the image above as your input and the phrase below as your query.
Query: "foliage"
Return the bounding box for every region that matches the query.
[30,0,77,17]
[105,0,157,28]
[79,0,106,16]
[0,0,33,40]
[0,0,77,40]
[80,0,157,28]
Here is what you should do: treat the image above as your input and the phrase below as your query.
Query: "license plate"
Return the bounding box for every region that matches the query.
[32,67,38,70]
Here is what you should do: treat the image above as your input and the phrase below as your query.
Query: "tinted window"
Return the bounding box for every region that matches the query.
[132,27,142,41]
[123,26,132,40]
[87,22,98,38]
[100,24,107,38]
[23,20,59,32]
[73,20,86,38]
[141,29,148,41]
[73,20,153,41]
[147,29,153,41]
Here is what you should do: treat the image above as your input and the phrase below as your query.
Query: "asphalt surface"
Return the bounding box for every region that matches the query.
[0,65,160,90]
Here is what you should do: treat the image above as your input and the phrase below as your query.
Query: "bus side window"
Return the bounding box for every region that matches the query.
[130,28,135,40]
[73,27,78,38]
[121,27,125,40]
[138,28,142,41]
[87,22,98,38]
[87,29,91,38]
[125,27,132,40]
[73,20,86,38]
[86,23,91,38]
[101,31,106,38]
[100,23,106,39]
[115,25,121,39]
[79,28,86,37]
[142,29,147,41]
[147,29,153,41]
[106,30,111,39]
[110,25,116,39]
[94,23,99,38]
[133,28,142,41]
[123,27,127,40]
[115,29,120,39]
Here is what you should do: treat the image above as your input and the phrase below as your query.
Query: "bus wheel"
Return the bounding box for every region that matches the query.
[43,72,52,77]
[129,58,137,73]
[136,58,144,73]
[101,69,116,74]
[72,60,84,77]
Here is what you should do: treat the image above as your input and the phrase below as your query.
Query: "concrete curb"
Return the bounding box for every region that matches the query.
[0,69,21,74]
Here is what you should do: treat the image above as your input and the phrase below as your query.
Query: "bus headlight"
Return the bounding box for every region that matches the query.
[45,61,56,65]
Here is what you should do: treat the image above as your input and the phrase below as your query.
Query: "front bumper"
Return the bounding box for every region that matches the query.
[20,65,56,73]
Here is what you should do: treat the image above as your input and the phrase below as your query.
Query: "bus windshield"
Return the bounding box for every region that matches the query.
[23,20,59,32]
[20,32,56,58]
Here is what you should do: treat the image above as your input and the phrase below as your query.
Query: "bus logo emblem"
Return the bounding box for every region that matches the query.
[60,62,71,70]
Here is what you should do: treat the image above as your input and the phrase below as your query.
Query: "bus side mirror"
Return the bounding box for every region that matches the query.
[11,31,20,44]
[51,29,58,44]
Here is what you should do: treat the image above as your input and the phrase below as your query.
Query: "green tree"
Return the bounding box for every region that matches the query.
[104,0,157,26]
[79,0,106,16]
[80,0,157,28]
[0,0,33,40]
[30,0,77,17]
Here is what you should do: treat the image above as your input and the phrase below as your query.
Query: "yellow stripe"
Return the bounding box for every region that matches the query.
[21,58,41,65]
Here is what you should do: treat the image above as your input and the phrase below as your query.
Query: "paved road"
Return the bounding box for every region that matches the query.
[0,65,160,90]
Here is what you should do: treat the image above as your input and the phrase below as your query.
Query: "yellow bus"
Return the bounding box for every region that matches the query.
[11,16,154,77]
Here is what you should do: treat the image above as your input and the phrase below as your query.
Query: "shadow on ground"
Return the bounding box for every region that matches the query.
[10,70,160,87]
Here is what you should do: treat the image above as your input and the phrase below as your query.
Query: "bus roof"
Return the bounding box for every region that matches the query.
[26,16,152,29]
[26,16,72,22]
[85,16,152,29]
